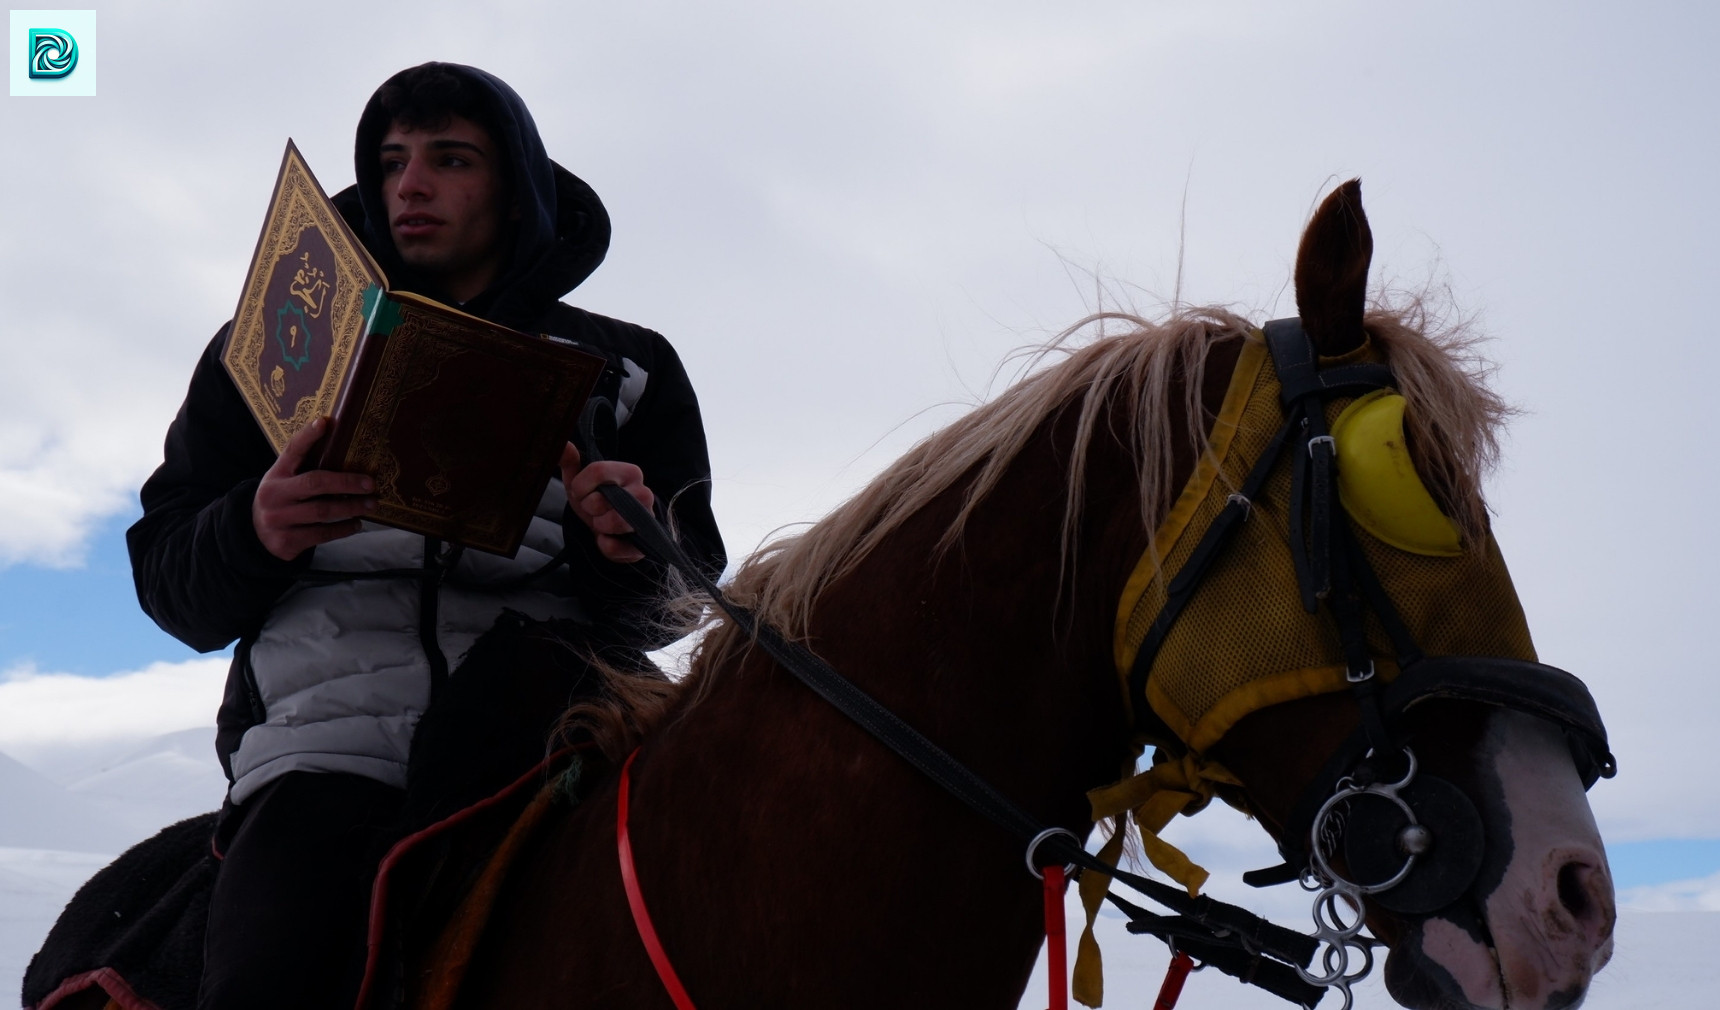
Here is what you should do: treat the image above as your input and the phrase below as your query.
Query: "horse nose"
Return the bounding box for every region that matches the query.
[1541,849,1616,977]
[1551,851,1615,953]
[1489,849,1615,1009]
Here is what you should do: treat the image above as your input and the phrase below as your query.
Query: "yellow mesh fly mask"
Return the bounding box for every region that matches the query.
[1113,331,1536,760]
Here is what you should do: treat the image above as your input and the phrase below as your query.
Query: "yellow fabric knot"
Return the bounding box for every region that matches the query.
[1071,753,1243,1008]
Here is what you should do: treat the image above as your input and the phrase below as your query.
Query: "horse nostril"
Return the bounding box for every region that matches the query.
[1558,861,1593,920]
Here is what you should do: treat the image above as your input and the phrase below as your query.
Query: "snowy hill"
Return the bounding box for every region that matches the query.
[62,729,226,834]
[0,728,225,855]
[0,728,226,1003]
[0,752,148,855]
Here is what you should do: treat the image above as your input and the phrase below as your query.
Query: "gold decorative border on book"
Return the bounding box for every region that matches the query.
[223,142,383,454]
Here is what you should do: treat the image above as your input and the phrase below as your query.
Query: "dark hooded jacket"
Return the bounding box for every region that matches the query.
[127,65,724,797]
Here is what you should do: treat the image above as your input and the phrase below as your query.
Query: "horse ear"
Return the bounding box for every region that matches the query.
[1295,179,1373,356]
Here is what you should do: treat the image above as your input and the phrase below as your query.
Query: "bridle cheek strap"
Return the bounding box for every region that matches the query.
[617,749,699,1010]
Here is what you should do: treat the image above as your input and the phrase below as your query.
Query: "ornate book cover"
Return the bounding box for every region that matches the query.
[222,141,606,556]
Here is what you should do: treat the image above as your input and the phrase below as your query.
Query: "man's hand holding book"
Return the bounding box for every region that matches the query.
[253,417,378,561]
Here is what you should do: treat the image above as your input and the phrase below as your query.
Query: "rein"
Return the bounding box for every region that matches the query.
[577,402,1326,1008]
[615,750,697,1010]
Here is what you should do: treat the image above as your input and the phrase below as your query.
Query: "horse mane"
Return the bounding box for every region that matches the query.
[560,295,1511,759]
[717,297,1505,639]
[719,307,1250,639]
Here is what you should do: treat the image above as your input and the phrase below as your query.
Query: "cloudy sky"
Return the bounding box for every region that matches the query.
[1,0,1717,885]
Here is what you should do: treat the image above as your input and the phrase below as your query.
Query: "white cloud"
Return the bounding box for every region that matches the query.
[1619,872,1720,913]
[0,659,227,768]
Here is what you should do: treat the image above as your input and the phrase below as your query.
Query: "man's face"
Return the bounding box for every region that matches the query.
[379,114,510,302]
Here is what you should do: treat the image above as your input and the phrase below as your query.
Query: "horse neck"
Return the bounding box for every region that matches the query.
[642,392,1163,859]
[792,403,1151,827]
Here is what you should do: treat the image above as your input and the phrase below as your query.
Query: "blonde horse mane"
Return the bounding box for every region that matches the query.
[711,298,1507,643]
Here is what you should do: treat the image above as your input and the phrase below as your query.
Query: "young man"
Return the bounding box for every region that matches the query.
[127,63,725,1009]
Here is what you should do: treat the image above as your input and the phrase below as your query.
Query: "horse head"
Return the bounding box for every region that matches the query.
[1187,182,1618,1010]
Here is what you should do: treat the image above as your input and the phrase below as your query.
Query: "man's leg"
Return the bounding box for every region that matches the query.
[197,771,404,1010]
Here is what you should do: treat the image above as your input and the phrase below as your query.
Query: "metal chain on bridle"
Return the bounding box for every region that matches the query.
[1294,750,1424,1010]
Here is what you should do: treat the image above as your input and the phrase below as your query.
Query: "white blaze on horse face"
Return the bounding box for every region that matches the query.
[1417,915,1504,1006]
[1413,710,1614,1010]
[1480,710,1613,1008]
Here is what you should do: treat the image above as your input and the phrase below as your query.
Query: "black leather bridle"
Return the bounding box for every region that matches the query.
[1118,319,1615,1006]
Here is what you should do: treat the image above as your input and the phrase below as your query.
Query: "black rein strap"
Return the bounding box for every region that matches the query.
[575,400,1326,1004]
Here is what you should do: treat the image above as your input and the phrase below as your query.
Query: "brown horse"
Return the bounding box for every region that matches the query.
[452,182,1614,1010]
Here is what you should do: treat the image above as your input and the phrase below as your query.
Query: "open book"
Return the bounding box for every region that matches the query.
[222,141,606,556]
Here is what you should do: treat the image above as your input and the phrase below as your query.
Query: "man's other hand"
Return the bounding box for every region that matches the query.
[560,442,654,563]
[252,418,377,561]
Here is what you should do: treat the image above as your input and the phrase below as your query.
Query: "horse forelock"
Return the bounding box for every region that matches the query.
[672,294,1509,703]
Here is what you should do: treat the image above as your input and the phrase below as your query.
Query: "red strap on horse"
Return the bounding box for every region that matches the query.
[618,749,698,1010]
[1043,864,1068,1010]
[1154,950,1197,1010]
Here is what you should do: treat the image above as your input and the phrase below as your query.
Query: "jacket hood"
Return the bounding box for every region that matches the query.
[346,62,610,328]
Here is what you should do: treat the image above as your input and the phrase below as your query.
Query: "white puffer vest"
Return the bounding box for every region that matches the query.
[226,478,581,803]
